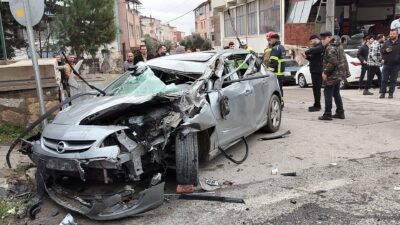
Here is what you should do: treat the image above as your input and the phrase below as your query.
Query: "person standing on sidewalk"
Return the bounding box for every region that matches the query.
[380,30,400,99]
[303,34,324,112]
[364,35,383,95]
[357,36,371,90]
[318,32,350,121]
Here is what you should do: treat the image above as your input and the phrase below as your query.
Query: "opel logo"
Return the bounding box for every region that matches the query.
[57,141,66,153]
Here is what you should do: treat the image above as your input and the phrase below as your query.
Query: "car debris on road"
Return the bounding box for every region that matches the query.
[6,50,282,220]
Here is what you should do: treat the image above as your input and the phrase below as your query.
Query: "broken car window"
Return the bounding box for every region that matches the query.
[104,67,181,96]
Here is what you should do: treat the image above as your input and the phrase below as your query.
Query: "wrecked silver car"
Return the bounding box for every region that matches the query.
[17,50,282,220]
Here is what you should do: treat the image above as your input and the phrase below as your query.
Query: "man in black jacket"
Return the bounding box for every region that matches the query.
[303,34,324,112]
[380,30,400,99]
[357,35,373,90]
[134,45,153,64]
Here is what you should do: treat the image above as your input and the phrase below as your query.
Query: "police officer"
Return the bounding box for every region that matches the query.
[268,34,286,97]
[303,34,324,112]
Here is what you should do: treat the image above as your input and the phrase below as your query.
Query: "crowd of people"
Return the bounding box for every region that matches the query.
[357,30,400,99]
[123,44,202,71]
[298,28,400,121]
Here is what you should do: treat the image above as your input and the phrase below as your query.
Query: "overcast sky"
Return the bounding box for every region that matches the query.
[139,0,205,35]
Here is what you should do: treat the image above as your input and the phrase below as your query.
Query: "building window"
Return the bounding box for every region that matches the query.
[224,10,235,37]
[236,5,246,35]
[287,0,317,24]
[129,24,134,40]
[248,1,257,35]
[259,0,280,33]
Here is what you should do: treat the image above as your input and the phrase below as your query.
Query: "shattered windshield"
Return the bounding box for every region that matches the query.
[104,67,181,96]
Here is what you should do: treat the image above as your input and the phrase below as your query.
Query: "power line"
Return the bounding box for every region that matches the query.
[164,8,194,24]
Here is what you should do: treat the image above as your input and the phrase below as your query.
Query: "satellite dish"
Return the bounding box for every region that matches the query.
[9,0,45,27]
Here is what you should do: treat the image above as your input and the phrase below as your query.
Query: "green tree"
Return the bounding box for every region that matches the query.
[142,34,158,56]
[0,3,25,59]
[179,33,211,51]
[52,0,116,58]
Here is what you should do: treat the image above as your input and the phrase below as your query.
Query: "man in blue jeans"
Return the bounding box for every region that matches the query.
[318,32,350,121]
[380,30,400,99]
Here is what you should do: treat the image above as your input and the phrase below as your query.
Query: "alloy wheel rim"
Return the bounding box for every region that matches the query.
[270,99,281,128]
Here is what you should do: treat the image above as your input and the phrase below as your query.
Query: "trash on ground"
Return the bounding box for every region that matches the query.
[205,178,220,186]
[223,180,234,186]
[178,193,245,204]
[271,168,279,175]
[51,209,60,217]
[199,178,221,191]
[281,172,297,177]
[258,130,291,141]
[290,199,297,204]
[394,186,400,191]
[16,207,27,219]
[59,213,78,225]
[7,207,16,215]
[329,163,337,166]
[176,184,195,194]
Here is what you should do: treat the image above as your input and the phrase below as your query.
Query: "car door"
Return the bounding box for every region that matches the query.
[207,63,256,147]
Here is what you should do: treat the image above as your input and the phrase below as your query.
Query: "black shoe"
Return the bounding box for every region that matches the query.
[363,90,373,95]
[318,113,333,121]
[389,94,394,99]
[379,93,385,99]
[332,111,345,119]
[309,106,321,112]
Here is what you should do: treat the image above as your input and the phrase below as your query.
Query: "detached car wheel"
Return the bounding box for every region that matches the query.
[261,95,282,133]
[175,132,199,185]
[298,74,308,88]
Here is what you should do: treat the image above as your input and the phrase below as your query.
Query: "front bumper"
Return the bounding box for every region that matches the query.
[30,146,165,220]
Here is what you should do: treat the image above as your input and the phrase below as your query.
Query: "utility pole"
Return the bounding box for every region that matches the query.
[23,0,47,126]
[0,4,8,63]
[326,0,335,34]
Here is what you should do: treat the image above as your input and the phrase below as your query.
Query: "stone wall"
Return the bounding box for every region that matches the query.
[0,59,60,126]
[0,88,59,125]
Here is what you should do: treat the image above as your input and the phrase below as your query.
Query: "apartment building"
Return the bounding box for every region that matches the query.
[194,0,214,44]
[211,0,284,53]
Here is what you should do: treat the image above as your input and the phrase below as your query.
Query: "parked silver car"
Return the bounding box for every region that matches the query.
[24,49,282,220]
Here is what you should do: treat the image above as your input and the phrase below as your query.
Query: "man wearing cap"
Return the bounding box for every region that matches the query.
[319,31,350,120]
[263,32,275,66]
[303,34,324,112]
[240,40,254,53]
[268,34,286,97]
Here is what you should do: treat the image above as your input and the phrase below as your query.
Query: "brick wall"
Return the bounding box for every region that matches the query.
[285,23,316,46]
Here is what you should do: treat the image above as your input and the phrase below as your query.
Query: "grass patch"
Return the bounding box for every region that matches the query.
[0,123,41,145]
[0,193,33,219]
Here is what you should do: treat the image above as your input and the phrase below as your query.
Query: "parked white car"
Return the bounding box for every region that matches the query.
[295,49,377,89]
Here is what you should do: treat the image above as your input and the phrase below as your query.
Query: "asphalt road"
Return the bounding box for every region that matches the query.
[4,86,400,225]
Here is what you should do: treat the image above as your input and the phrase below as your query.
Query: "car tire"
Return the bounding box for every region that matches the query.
[298,74,308,88]
[175,132,199,185]
[261,94,282,133]
[340,79,349,89]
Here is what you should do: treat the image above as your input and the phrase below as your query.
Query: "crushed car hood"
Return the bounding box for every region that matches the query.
[53,93,180,125]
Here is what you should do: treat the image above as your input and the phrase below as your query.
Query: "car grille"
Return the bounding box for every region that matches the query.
[43,137,96,153]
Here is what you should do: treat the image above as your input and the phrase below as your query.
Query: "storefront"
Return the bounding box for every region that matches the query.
[285,0,396,46]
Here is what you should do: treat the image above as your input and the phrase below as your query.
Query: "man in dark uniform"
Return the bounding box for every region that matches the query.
[319,31,350,121]
[303,34,324,112]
